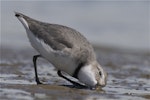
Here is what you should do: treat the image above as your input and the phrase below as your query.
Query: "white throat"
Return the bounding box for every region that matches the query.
[78,64,97,87]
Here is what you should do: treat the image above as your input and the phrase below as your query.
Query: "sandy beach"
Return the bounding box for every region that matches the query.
[1,46,150,100]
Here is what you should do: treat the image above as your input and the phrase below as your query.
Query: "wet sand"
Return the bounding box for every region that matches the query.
[0,46,150,100]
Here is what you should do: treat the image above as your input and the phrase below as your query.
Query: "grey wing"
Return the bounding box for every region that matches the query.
[28,21,96,63]
[29,22,73,52]
[39,32,73,52]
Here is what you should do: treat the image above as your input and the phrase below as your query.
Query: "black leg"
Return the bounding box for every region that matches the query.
[57,70,85,87]
[33,55,42,84]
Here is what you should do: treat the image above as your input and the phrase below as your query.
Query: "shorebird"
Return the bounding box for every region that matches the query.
[15,12,107,89]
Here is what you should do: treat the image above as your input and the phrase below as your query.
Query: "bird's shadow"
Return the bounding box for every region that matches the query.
[36,82,103,90]
[37,83,104,91]
[37,82,89,89]
[60,84,90,89]
[60,84,105,92]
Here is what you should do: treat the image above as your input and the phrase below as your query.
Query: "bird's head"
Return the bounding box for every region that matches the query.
[77,61,107,89]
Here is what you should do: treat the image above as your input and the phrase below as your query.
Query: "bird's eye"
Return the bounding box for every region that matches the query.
[99,71,102,76]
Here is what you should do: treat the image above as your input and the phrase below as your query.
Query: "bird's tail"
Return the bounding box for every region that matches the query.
[15,12,30,29]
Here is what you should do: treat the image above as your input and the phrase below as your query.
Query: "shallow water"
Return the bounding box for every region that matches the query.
[0,47,150,100]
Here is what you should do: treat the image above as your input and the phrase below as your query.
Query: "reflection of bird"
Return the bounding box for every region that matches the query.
[15,12,107,89]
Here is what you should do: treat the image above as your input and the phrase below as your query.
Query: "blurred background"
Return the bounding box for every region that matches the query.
[1,0,150,53]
